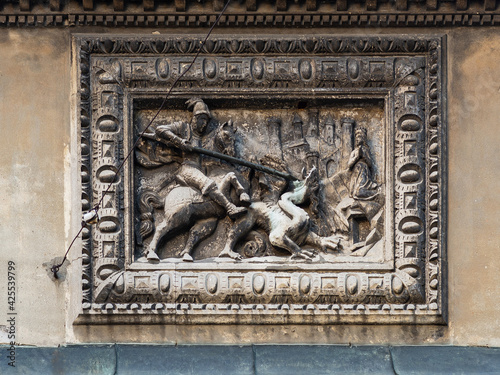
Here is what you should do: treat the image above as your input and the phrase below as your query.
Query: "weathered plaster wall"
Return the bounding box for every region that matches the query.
[0,29,70,346]
[0,27,499,347]
[447,28,500,346]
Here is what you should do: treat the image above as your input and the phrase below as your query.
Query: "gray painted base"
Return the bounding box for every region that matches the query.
[1,345,499,374]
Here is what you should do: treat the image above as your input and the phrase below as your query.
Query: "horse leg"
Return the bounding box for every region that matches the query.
[180,218,218,262]
[219,213,256,260]
[220,172,251,205]
[145,209,191,262]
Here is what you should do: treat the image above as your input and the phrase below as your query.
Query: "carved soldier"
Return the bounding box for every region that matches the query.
[347,127,379,200]
[144,98,248,220]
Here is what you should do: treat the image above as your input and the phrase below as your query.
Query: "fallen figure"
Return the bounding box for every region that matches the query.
[219,167,344,261]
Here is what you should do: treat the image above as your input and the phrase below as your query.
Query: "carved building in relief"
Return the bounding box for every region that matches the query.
[76,34,446,325]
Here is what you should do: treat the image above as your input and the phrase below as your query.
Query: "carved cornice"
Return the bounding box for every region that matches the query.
[1,0,500,27]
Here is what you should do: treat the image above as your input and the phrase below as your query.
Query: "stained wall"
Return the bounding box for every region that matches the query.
[0,27,499,347]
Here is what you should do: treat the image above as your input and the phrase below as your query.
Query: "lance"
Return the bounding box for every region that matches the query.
[140,132,297,181]
[191,146,298,181]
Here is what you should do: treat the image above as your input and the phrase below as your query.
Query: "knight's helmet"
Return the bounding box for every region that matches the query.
[186,98,211,118]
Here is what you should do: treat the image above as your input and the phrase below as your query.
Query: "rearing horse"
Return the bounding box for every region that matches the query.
[138,121,248,262]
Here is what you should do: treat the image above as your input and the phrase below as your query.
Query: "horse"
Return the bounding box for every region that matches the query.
[138,120,249,262]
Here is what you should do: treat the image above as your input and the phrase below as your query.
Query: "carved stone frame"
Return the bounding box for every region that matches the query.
[75,34,446,324]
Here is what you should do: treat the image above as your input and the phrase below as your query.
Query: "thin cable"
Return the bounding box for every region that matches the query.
[97,0,231,212]
[51,1,231,277]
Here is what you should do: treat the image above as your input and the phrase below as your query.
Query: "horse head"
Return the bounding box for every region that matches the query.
[214,120,236,157]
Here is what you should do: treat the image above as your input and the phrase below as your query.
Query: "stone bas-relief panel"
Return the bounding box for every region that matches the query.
[76,35,445,324]
[134,99,387,265]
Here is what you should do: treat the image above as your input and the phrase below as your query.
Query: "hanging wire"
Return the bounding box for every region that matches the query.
[51,0,232,278]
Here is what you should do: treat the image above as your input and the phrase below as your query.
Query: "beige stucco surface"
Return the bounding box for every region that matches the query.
[0,29,70,346]
[0,27,499,347]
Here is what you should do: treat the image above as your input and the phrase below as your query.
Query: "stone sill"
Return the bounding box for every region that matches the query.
[1,344,499,374]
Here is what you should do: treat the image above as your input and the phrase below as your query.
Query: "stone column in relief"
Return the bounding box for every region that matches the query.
[267,117,284,160]
[292,113,304,141]
[307,109,319,138]
[340,118,355,169]
[288,114,311,161]
[323,116,335,145]
[307,109,320,151]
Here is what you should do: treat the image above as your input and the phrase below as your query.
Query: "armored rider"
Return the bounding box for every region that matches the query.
[144,98,248,220]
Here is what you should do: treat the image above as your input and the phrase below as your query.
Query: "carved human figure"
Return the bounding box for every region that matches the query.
[140,98,250,262]
[347,127,379,200]
[143,98,249,221]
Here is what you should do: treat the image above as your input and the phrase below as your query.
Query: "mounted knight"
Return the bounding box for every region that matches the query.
[138,98,250,261]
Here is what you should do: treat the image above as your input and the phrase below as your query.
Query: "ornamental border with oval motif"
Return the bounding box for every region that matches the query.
[75,34,446,325]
